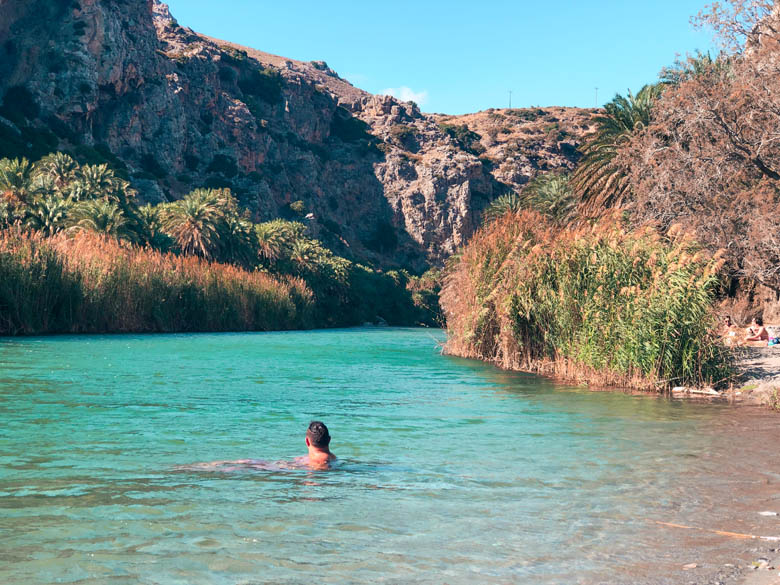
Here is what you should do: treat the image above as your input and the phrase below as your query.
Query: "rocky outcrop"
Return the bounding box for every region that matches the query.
[0,0,595,269]
[435,107,598,194]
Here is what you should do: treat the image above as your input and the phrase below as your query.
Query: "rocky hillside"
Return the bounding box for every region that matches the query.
[436,107,598,194]
[0,0,595,269]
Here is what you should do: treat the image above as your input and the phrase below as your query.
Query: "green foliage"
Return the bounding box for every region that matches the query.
[521,172,577,223]
[206,154,238,177]
[364,220,398,253]
[137,204,173,252]
[162,188,226,259]
[70,199,136,242]
[330,108,374,143]
[442,211,733,390]
[388,125,418,150]
[505,108,546,121]
[573,84,663,214]
[69,144,129,178]
[23,194,73,236]
[0,123,59,164]
[0,228,312,335]
[438,123,485,155]
[140,154,168,179]
[288,200,306,215]
[0,157,35,204]
[660,51,730,85]
[237,66,283,104]
[0,86,39,125]
[0,153,440,332]
[483,192,523,224]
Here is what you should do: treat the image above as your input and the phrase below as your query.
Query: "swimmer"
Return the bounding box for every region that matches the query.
[294,421,337,470]
[182,421,336,471]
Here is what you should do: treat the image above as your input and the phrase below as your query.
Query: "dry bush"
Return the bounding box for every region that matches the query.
[441,210,732,390]
[0,227,313,334]
[620,6,780,298]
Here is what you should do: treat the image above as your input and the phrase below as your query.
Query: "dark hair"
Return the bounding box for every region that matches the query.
[307,421,331,448]
[755,317,764,326]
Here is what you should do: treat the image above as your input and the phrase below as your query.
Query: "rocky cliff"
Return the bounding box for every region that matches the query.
[0,0,595,269]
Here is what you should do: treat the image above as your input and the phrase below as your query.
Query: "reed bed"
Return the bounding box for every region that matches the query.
[441,210,732,390]
[0,228,313,334]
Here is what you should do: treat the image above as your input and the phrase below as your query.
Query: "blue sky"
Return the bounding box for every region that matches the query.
[164,0,716,115]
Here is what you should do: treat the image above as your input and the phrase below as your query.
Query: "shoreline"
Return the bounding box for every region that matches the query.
[446,344,780,410]
[727,347,780,408]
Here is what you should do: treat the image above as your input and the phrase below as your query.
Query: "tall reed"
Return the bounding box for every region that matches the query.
[0,228,313,334]
[441,210,732,390]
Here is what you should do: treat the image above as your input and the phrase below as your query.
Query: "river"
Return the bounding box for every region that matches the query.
[1,328,779,584]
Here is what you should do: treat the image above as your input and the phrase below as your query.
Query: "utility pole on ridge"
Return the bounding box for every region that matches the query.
[508,90,512,109]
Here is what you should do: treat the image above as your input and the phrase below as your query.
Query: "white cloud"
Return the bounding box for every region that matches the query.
[380,86,429,106]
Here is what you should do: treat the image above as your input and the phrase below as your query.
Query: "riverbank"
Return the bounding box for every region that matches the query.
[728,347,780,407]
[0,228,439,335]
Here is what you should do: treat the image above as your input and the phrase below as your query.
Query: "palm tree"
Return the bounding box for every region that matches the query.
[0,200,14,228]
[162,189,224,259]
[70,200,136,242]
[482,192,522,224]
[72,163,120,201]
[29,173,56,198]
[289,239,323,274]
[254,221,285,261]
[572,84,664,215]
[521,172,577,223]
[219,214,257,267]
[0,157,35,206]
[24,195,73,236]
[137,204,173,251]
[35,152,79,194]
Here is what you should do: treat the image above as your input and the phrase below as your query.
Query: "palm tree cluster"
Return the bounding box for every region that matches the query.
[0,153,137,240]
[482,173,576,227]
[0,153,340,276]
[571,84,664,216]
[0,152,439,327]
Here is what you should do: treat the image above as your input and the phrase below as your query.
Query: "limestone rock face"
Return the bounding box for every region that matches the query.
[0,0,595,268]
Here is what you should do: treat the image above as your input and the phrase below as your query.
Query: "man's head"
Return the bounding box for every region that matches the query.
[755,317,764,326]
[306,421,331,450]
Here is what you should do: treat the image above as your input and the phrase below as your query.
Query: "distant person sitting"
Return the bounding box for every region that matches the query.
[746,317,769,343]
[722,315,737,335]
[719,315,739,345]
[297,421,337,469]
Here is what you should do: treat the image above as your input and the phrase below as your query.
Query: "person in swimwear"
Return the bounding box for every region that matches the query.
[186,421,336,471]
[295,421,337,469]
[746,317,769,343]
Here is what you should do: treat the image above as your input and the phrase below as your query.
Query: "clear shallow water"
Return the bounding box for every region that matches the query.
[1,328,780,585]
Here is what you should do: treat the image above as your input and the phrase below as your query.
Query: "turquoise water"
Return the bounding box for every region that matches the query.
[2,328,780,584]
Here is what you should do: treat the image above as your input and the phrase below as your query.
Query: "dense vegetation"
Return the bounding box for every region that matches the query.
[441,1,780,388]
[442,211,731,390]
[573,1,780,302]
[0,153,438,335]
[0,228,312,334]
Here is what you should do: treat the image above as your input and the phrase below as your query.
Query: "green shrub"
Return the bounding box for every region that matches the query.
[438,123,485,155]
[237,66,283,104]
[0,86,39,124]
[330,107,373,143]
[206,154,238,177]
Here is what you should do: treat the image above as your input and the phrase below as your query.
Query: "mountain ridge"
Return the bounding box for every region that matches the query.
[0,0,596,269]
